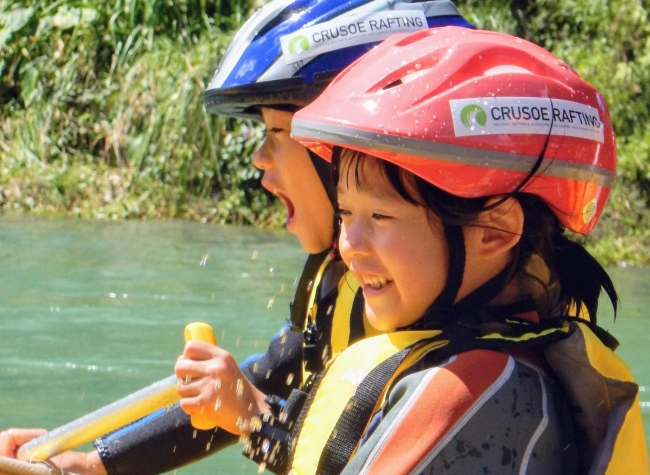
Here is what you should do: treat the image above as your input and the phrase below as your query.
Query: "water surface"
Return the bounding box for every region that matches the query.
[0,216,647,473]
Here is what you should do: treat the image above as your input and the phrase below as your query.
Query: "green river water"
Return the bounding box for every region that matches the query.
[0,216,648,474]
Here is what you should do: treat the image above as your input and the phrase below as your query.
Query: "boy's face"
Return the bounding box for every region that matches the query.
[253,108,334,254]
[337,157,449,331]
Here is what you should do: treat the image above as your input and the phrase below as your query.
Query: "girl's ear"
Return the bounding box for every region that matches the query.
[474,196,524,259]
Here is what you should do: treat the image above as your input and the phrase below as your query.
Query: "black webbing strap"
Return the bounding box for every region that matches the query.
[289,250,330,332]
[287,369,327,468]
[316,348,412,475]
[348,288,365,346]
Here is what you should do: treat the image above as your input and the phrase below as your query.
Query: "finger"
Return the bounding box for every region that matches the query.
[178,395,212,416]
[174,358,210,381]
[175,377,208,398]
[182,341,219,360]
[0,429,47,458]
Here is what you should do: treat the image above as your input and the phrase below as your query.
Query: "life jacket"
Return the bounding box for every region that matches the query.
[544,321,648,474]
[250,306,647,475]
[291,251,381,380]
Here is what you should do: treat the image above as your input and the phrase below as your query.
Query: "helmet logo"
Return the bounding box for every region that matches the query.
[280,11,427,65]
[451,97,604,143]
[288,35,310,56]
[460,104,487,128]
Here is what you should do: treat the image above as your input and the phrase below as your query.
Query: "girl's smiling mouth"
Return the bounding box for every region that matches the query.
[362,275,391,290]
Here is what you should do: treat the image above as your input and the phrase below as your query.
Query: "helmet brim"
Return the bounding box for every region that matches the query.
[204,71,338,121]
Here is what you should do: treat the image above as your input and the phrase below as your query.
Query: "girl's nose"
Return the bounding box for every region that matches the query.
[339,219,371,258]
[252,139,273,170]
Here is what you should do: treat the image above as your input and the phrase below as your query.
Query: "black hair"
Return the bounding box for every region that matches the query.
[333,148,618,324]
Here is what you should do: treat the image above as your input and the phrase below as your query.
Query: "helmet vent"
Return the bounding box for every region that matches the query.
[483,65,533,76]
[383,79,403,90]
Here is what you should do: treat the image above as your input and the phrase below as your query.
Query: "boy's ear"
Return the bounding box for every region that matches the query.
[475,196,524,259]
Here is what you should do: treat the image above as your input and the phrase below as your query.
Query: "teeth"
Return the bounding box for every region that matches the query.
[364,276,390,289]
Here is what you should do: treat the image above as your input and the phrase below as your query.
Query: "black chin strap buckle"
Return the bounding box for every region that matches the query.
[303,323,330,374]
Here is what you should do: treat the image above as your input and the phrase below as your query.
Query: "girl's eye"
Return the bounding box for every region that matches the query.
[337,208,351,217]
[267,127,284,134]
[372,212,392,221]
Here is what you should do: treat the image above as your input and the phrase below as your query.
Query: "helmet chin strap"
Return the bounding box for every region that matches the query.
[431,223,466,309]
[417,223,517,330]
[308,149,337,210]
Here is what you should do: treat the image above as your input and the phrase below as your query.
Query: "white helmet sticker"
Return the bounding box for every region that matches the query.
[450,97,604,143]
[280,11,427,65]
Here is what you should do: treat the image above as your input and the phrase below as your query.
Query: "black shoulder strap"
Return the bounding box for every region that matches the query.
[289,250,330,332]
[348,287,366,346]
[316,348,411,475]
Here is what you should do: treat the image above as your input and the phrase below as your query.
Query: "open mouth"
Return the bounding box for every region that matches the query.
[276,192,295,224]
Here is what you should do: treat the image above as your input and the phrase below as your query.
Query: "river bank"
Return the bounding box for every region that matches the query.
[1,0,649,265]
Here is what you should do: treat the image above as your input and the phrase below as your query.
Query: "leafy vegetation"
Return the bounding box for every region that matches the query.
[0,0,280,225]
[1,0,650,264]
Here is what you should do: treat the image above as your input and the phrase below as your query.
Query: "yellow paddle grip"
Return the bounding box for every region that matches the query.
[184,322,218,430]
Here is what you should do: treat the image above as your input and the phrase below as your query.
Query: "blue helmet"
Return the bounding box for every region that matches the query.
[205,0,474,120]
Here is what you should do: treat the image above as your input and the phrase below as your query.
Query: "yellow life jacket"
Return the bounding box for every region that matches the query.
[545,321,648,474]
[288,319,647,475]
[298,253,381,381]
[291,330,446,475]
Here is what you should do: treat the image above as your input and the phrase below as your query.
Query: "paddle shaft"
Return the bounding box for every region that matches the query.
[16,322,217,462]
[17,375,178,462]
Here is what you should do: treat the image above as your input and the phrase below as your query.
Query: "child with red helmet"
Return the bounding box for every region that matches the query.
[280,27,648,474]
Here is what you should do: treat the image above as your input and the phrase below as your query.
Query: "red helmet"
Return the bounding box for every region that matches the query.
[292,27,616,235]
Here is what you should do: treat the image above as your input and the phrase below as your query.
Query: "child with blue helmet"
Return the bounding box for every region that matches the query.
[0,2,475,475]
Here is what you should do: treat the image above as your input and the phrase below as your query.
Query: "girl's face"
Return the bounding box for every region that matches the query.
[253,108,334,253]
[337,157,449,331]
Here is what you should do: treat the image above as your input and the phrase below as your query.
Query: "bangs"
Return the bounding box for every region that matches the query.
[335,148,422,207]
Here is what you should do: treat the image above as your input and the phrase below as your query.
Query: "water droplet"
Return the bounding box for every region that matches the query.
[251,250,258,260]
[192,430,198,439]
[236,378,244,398]
[214,396,221,411]
[269,267,274,277]
[258,462,267,474]
[200,253,209,266]
[286,373,294,385]
[243,438,253,453]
